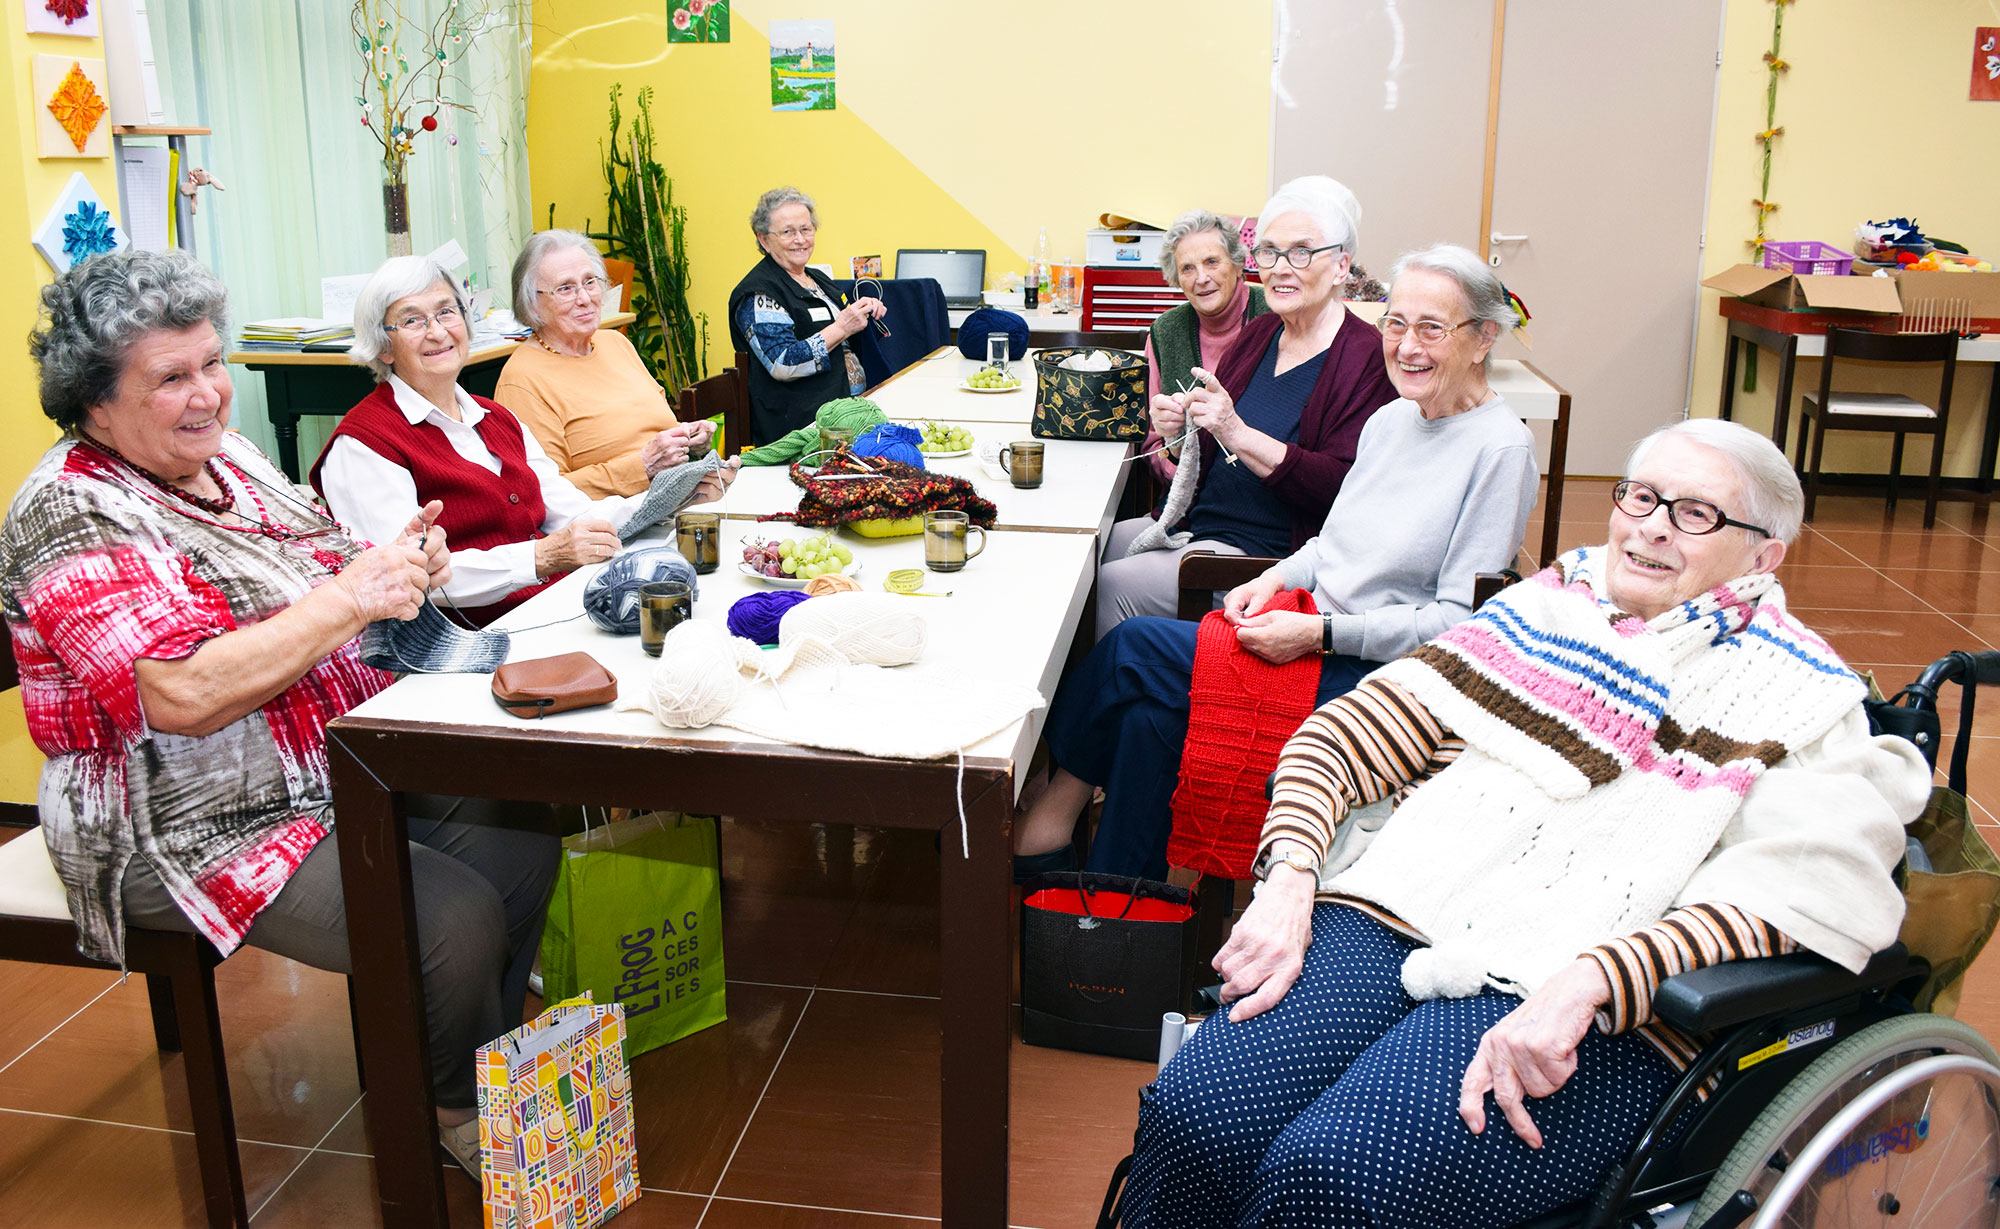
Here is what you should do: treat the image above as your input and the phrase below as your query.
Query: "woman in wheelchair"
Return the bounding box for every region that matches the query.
[1015,243,1539,882]
[1118,418,1935,1228]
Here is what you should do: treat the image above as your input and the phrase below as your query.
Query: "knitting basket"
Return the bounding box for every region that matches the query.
[1031,347,1149,443]
[1020,872,1198,1060]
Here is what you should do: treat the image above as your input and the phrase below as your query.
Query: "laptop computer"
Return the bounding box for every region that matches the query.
[895,249,986,309]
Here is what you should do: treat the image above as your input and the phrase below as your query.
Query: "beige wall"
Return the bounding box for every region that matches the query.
[1691,0,2000,477]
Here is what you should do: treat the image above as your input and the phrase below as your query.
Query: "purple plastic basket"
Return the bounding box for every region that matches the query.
[1761,241,1855,278]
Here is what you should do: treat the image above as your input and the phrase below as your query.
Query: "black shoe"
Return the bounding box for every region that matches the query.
[1013,845,1079,886]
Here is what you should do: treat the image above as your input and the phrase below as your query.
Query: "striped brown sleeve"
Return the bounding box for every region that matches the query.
[1585,903,1800,1033]
[1259,679,1448,868]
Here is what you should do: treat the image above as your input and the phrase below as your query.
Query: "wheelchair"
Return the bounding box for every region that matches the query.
[1097,650,2000,1229]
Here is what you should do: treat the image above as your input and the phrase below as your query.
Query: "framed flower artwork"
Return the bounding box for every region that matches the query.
[33,54,112,158]
[668,0,728,43]
[25,0,100,37]
[33,171,130,273]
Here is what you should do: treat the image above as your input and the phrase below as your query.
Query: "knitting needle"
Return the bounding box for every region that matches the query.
[1176,378,1240,466]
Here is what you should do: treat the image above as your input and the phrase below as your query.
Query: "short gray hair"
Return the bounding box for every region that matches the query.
[29,250,231,434]
[1257,176,1362,259]
[1388,243,1518,372]
[510,230,607,330]
[349,254,469,381]
[1158,210,1249,284]
[750,186,817,253]
[1626,418,1805,545]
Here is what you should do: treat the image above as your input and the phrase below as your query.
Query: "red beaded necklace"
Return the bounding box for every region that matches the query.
[76,435,351,574]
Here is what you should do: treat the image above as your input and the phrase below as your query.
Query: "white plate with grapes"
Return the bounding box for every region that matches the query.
[960,365,1022,394]
[739,533,861,589]
[910,420,975,459]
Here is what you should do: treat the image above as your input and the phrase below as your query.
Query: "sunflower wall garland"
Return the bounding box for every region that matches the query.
[1749,0,1793,259]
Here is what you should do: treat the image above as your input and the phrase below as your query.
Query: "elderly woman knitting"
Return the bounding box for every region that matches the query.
[0,249,556,1182]
[1117,418,1933,1228]
[1016,243,1537,883]
[314,253,734,626]
[1097,176,1399,640]
[492,229,716,498]
[727,185,886,447]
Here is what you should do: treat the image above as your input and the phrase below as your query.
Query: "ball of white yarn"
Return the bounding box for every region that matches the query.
[777,592,926,665]
[647,622,748,728]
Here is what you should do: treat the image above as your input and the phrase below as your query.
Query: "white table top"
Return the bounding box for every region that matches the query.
[715,428,1133,535]
[343,518,1097,797]
[870,350,1043,424]
[1785,333,2000,360]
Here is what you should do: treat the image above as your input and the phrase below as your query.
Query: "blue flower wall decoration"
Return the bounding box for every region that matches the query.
[61,200,118,261]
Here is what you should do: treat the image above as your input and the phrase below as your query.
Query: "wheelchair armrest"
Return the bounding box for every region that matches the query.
[1653,943,1911,1035]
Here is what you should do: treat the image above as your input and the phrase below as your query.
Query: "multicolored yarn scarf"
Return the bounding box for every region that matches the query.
[774,453,997,529]
[1167,589,1323,878]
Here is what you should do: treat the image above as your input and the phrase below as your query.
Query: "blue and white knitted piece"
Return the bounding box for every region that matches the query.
[360,600,510,674]
[617,452,726,544]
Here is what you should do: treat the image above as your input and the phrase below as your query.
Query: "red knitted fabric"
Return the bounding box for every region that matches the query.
[1166,589,1322,879]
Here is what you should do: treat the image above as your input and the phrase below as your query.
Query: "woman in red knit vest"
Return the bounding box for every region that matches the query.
[312,254,734,626]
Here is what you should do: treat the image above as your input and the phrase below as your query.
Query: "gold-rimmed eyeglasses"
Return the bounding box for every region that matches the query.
[536,276,608,303]
[386,305,463,335]
[1379,316,1478,344]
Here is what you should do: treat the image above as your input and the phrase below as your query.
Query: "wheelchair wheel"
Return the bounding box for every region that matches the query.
[1690,1015,2000,1228]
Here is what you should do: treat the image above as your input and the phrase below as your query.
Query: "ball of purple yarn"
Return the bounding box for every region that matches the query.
[727,590,812,645]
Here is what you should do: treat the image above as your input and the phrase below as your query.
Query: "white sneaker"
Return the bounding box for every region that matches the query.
[528,970,544,998]
[438,1118,482,1182]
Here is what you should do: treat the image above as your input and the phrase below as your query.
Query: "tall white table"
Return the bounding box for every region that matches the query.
[330,519,1098,1228]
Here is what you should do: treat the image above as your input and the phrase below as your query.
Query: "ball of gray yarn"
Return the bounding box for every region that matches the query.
[583,546,700,635]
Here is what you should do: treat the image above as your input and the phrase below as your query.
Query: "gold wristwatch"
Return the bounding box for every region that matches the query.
[1255,846,1321,881]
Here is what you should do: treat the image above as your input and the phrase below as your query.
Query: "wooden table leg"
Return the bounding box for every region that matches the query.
[330,735,448,1227]
[1540,390,1572,569]
[1980,364,2000,495]
[937,775,1013,1228]
[1719,331,1740,422]
[1770,336,1799,456]
[265,368,303,483]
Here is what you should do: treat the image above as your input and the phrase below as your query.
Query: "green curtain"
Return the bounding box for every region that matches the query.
[146,0,533,463]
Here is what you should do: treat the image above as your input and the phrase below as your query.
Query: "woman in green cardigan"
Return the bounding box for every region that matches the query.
[1138,210,1268,489]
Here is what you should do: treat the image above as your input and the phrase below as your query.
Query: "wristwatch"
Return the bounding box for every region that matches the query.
[1320,612,1334,656]
[1256,846,1321,881]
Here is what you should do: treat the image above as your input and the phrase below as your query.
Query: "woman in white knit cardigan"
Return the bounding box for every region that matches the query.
[1120,419,1933,1229]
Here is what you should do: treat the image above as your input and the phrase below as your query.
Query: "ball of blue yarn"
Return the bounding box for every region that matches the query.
[582,546,700,635]
[727,590,811,645]
[853,422,925,469]
[956,307,1029,360]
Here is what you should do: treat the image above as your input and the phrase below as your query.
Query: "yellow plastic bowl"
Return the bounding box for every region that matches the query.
[844,516,926,538]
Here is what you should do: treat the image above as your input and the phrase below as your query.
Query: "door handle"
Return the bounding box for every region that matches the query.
[1490,232,1529,245]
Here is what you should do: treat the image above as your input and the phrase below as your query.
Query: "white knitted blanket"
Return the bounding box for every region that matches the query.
[1338,547,1868,999]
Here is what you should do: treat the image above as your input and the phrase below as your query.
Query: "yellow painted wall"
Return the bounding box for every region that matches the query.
[526,0,1272,377]
[1691,0,2000,478]
[1,7,120,803]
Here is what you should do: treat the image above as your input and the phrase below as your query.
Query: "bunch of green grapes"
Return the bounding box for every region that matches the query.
[967,364,1019,390]
[918,421,975,452]
[774,533,853,580]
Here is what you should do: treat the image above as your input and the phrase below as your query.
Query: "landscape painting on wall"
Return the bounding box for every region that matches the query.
[769,20,835,111]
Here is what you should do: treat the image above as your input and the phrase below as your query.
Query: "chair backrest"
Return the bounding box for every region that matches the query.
[602,257,636,311]
[1819,327,1958,424]
[674,363,745,430]
[725,352,755,457]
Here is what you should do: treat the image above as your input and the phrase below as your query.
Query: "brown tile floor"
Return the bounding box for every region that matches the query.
[6,487,2000,1227]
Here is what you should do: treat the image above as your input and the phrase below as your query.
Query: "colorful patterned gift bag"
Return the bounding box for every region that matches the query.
[477,994,641,1229]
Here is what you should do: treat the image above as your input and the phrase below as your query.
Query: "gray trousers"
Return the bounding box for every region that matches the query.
[1095,516,1245,641]
[121,796,560,1110]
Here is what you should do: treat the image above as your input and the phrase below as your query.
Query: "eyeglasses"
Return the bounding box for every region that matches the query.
[1379,316,1479,344]
[767,225,816,241]
[1249,243,1343,270]
[1612,480,1772,538]
[536,276,608,303]
[386,305,463,335]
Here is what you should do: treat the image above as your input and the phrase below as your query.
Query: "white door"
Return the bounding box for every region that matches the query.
[1486,2,1724,474]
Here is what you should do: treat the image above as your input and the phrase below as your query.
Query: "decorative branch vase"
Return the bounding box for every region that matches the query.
[382,180,412,257]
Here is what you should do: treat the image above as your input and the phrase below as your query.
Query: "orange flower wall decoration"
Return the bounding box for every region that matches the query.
[47,62,108,154]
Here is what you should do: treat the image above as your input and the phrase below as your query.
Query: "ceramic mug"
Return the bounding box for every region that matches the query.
[923,510,987,573]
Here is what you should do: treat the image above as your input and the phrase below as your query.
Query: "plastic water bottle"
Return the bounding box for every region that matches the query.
[1035,227,1052,297]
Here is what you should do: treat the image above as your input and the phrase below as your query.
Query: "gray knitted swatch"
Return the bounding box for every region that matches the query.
[360,600,511,675]
[618,452,727,544]
[1124,432,1202,557]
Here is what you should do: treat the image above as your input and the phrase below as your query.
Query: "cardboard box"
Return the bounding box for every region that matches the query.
[1892,269,2000,319]
[1702,264,1903,314]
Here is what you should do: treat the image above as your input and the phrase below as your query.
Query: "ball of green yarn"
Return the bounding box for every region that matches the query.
[816,397,887,430]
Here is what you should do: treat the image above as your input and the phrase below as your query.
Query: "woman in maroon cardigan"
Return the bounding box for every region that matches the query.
[1096,176,1398,640]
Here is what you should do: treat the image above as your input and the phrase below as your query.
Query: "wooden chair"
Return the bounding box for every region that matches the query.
[602,256,636,314]
[0,632,250,1227]
[1168,552,1522,992]
[722,350,756,457]
[1795,328,1959,528]
[675,364,748,449]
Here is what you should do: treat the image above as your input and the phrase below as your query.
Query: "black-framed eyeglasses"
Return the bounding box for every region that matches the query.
[1612,480,1771,538]
[1249,243,1344,270]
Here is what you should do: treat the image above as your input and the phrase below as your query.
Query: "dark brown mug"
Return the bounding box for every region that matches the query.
[998,441,1045,489]
[639,580,693,656]
[675,512,720,574]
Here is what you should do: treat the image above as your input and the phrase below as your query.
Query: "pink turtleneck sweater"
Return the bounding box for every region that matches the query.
[1140,277,1259,483]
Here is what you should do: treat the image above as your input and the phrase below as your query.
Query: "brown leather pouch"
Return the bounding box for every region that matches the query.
[491,652,618,719]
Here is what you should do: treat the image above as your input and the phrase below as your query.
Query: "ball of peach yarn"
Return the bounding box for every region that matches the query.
[804,573,864,596]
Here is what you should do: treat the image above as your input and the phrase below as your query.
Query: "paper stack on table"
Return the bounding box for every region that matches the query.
[237,318,355,351]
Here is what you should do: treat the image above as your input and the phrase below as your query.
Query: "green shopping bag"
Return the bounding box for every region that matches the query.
[539,812,727,1058]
